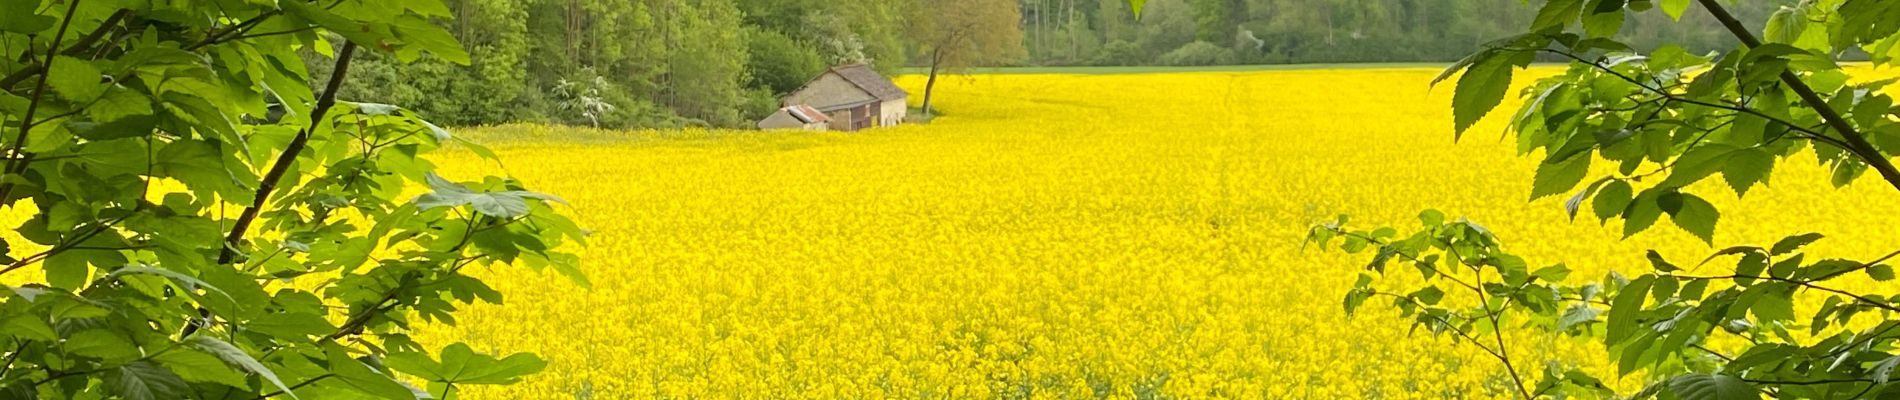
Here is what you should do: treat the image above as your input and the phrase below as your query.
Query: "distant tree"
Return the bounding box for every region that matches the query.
[911,0,1026,116]
[745,27,828,95]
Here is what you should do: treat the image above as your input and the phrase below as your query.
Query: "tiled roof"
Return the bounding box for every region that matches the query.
[829,64,908,101]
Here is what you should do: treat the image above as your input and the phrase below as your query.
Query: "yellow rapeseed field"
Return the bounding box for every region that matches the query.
[414,67,1900,399]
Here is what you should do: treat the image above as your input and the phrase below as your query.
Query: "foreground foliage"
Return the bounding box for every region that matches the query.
[1313,0,1900,398]
[0,0,580,398]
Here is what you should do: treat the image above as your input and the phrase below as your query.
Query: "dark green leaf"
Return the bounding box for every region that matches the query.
[65,329,140,362]
[105,361,189,400]
[1607,275,1653,343]
[1870,264,1895,281]
[1666,374,1756,400]
[1593,180,1632,222]
[152,349,250,387]
[1770,233,1823,255]
[1645,250,1679,272]
[47,56,106,102]
[0,0,55,33]
[1664,193,1718,244]
[186,336,297,397]
[1721,148,1774,196]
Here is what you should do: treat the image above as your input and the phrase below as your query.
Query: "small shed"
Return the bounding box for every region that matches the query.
[781,64,908,131]
[757,105,831,130]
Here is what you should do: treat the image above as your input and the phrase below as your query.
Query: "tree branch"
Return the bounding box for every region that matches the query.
[0,0,86,203]
[1695,0,1900,192]
[215,42,357,265]
[0,9,127,91]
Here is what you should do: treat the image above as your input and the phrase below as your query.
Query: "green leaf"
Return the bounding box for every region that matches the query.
[89,87,156,124]
[1622,189,1664,237]
[1770,233,1823,255]
[415,174,554,218]
[1721,148,1774,196]
[1659,0,1690,20]
[1764,6,1807,44]
[44,251,93,290]
[152,349,250,388]
[1557,304,1601,331]
[0,0,55,33]
[1733,253,1770,286]
[1533,154,1591,200]
[186,336,298,399]
[1662,144,1736,188]
[1663,192,1718,244]
[1745,283,1796,322]
[1645,250,1679,272]
[47,56,107,102]
[325,343,417,399]
[392,15,471,64]
[385,343,546,386]
[1666,374,1756,400]
[1870,264,1895,281]
[65,329,140,362]
[1128,0,1146,18]
[2,315,55,341]
[1412,286,1446,305]
[105,361,189,400]
[1453,54,1515,137]
[1607,275,1653,344]
[1532,0,1586,32]
[1593,180,1632,222]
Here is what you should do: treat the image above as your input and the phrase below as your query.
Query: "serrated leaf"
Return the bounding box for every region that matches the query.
[1870,264,1895,281]
[1664,193,1718,244]
[1607,275,1653,343]
[385,343,546,386]
[1770,233,1823,255]
[105,361,189,400]
[1659,0,1691,20]
[1666,373,1756,400]
[1533,154,1591,200]
[1622,189,1663,237]
[47,56,106,102]
[325,343,417,399]
[1593,180,1632,222]
[153,349,250,387]
[65,329,140,361]
[1722,148,1773,196]
[186,336,297,399]
[1453,54,1515,137]
[1557,304,1601,331]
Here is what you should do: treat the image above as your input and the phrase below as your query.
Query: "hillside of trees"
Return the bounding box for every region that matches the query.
[333,0,1785,130]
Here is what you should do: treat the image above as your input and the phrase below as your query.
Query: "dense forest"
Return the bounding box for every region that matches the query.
[329,0,1784,129]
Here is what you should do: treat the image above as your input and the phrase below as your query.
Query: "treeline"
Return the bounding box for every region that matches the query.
[1020,0,1786,66]
[321,0,1788,129]
[311,0,909,129]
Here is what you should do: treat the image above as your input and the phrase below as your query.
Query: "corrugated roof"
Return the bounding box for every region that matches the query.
[829,64,908,102]
[786,105,829,123]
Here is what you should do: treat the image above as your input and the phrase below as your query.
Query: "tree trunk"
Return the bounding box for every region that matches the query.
[922,49,943,117]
